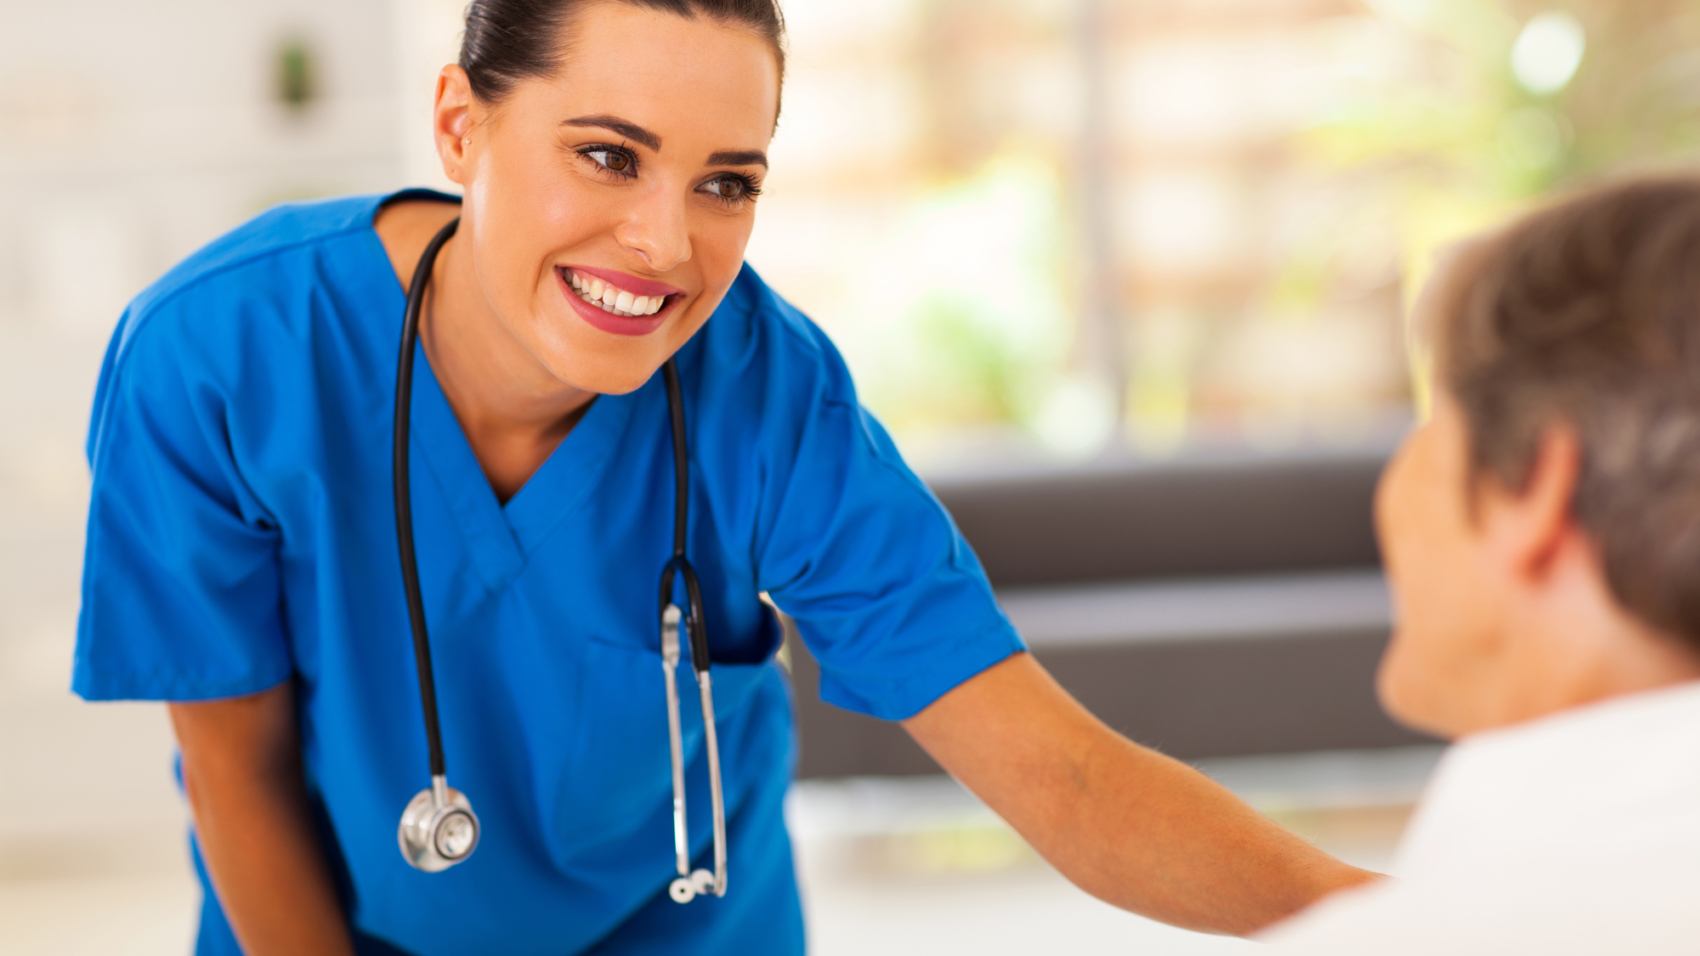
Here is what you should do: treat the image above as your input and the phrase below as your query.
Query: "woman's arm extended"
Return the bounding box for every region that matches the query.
[903,652,1380,936]
[169,684,357,956]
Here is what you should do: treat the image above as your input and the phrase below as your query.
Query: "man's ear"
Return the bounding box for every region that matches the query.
[433,65,477,185]
[1483,424,1582,584]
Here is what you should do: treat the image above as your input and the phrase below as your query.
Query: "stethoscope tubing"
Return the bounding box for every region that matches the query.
[659,360,713,674]
[394,216,460,781]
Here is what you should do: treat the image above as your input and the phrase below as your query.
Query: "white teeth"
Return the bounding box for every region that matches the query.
[567,269,668,317]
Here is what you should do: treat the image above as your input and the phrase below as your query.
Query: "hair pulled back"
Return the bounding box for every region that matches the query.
[459,0,786,105]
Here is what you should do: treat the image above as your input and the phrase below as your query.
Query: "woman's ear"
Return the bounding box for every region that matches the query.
[1482,424,1583,586]
[433,65,476,185]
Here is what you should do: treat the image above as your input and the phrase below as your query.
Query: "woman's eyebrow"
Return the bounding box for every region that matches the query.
[562,115,660,151]
[559,115,766,169]
[707,150,769,169]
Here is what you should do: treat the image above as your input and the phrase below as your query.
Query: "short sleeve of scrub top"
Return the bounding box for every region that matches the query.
[73,191,1026,956]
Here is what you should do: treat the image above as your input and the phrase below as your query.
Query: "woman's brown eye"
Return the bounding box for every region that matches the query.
[582,148,634,174]
[713,178,742,199]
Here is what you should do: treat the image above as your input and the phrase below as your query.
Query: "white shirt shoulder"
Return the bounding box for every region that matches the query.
[1258,681,1700,956]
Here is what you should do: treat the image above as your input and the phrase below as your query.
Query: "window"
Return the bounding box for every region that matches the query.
[746,0,1700,470]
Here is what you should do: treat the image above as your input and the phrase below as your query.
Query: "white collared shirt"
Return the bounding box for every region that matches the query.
[1259,680,1700,954]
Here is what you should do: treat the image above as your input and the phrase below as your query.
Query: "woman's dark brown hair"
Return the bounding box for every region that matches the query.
[1439,175,1700,651]
[459,0,786,106]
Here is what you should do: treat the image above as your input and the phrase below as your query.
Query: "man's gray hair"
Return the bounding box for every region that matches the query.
[1439,175,1700,654]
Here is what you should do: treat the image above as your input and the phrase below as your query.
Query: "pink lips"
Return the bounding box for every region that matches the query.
[556,266,684,338]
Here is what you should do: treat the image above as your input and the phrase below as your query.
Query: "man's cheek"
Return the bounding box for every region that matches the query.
[1376,584,1460,738]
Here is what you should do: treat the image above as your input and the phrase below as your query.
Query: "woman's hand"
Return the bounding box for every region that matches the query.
[903,652,1381,936]
[169,683,357,956]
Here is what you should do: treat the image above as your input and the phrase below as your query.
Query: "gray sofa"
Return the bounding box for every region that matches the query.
[788,447,1434,779]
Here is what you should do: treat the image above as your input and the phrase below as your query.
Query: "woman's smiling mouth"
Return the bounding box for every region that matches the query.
[556,266,683,336]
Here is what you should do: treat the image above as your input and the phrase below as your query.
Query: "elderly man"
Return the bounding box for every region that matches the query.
[1262,176,1700,954]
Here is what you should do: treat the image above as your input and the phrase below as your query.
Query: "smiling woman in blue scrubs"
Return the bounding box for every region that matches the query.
[73,1,1374,953]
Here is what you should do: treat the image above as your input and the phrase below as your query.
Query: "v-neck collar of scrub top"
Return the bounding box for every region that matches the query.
[358,206,639,593]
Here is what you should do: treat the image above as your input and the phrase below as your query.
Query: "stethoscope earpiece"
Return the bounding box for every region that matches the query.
[668,868,718,904]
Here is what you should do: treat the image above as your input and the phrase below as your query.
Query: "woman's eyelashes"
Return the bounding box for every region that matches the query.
[699,174,762,208]
[574,143,762,208]
[576,143,639,180]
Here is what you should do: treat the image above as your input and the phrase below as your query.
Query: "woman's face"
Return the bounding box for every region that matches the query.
[442,3,780,395]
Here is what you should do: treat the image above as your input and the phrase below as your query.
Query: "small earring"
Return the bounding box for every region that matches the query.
[462,137,471,145]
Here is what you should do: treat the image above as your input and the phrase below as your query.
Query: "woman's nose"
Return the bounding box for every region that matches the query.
[615,186,692,273]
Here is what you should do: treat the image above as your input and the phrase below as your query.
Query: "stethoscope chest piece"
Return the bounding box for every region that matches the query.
[398,775,480,872]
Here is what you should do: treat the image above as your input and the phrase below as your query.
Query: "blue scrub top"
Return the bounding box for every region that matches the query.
[73,191,1023,955]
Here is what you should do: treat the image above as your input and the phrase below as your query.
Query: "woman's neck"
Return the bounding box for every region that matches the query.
[378,199,595,502]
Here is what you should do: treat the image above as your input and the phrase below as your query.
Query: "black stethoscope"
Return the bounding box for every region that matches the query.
[391,217,728,904]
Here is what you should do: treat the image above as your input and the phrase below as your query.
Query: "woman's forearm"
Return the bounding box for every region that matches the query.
[905,653,1379,935]
[1034,728,1377,934]
[171,690,356,956]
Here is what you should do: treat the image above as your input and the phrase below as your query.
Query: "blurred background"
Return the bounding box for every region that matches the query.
[4,0,1700,952]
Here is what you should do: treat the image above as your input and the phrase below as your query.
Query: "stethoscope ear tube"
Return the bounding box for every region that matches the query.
[659,360,713,675]
[394,217,479,872]
[658,361,728,902]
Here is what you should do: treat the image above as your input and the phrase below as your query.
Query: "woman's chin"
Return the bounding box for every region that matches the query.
[544,353,668,397]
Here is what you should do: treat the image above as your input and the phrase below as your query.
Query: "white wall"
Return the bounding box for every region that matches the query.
[0,0,410,909]
[0,0,404,330]
[391,0,468,193]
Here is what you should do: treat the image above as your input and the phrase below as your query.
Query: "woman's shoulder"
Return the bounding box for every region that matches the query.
[107,191,435,381]
[684,265,884,474]
[696,263,851,394]
[133,192,404,319]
